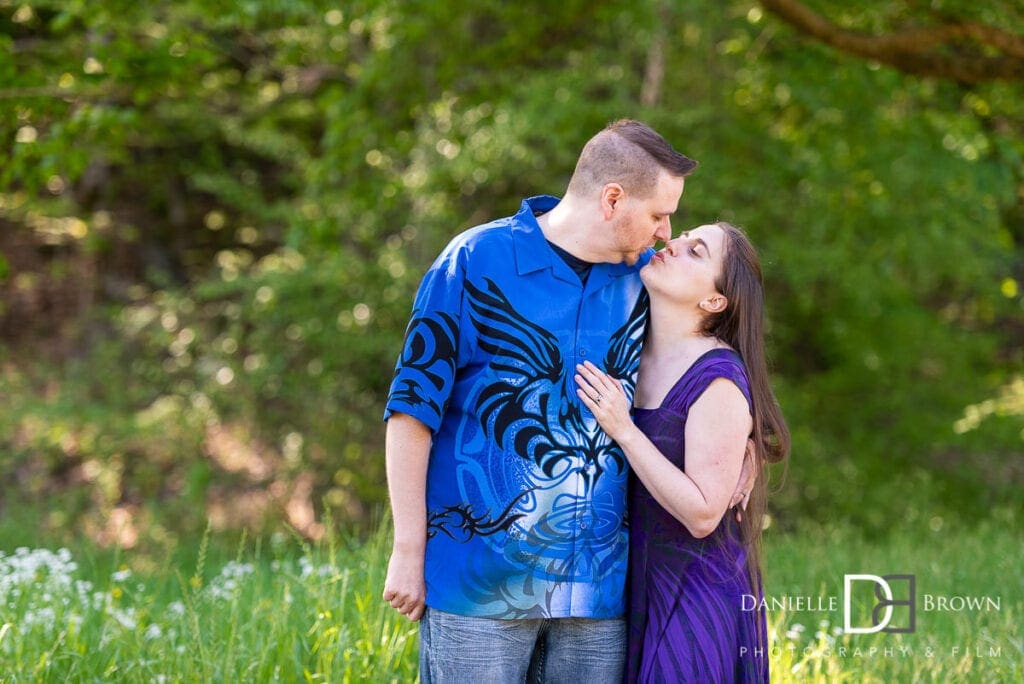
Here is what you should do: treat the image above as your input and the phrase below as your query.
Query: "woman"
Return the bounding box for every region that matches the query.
[576,221,789,683]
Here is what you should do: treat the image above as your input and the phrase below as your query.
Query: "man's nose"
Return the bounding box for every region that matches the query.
[655,220,672,243]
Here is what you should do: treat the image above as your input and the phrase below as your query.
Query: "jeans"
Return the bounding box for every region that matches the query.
[419,607,626,684]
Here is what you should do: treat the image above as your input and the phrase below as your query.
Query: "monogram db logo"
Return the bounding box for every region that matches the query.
[843,574,916,634]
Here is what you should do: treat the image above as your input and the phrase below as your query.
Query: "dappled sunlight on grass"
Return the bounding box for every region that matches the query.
[0,527,417,681]
[1,512,1019,681]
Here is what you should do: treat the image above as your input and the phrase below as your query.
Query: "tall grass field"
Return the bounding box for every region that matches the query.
[1,509,1020,682]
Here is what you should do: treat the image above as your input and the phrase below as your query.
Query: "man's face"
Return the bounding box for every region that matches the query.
[611,170,685,265]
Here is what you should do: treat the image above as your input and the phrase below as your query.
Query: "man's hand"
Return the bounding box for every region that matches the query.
[728,438,757,522]
[382,546,426,621]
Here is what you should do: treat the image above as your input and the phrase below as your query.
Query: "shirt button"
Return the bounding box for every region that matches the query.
[579,348,587,356]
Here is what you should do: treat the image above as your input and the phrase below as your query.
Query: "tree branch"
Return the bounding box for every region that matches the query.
[758,0,1024,83]
[641,27,666,107]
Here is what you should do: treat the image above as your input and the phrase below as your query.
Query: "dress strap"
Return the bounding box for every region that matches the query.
[662,349,753,415]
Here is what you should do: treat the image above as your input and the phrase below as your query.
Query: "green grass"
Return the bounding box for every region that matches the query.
[761,505,1022,683]
[0,510,1020,682]
[0,527,418,682]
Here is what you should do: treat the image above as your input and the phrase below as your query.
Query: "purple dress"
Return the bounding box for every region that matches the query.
[625,349,768,683]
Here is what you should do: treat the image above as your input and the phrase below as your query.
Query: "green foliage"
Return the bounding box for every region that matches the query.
[0,515,1020,681]
[0,0,1021,542]
[0,525,419,681]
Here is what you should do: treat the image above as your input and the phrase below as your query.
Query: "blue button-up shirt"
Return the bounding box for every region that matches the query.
[385,196,650,619]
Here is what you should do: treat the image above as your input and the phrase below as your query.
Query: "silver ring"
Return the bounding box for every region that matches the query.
[595,394,603,403]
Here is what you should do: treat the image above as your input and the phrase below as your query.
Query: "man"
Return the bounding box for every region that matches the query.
[383,120,697,682]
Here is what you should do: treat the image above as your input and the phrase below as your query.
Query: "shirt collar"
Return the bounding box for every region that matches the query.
[511,196,648,278]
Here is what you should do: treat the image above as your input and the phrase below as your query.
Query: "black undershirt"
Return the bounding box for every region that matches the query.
[547,241,594,285]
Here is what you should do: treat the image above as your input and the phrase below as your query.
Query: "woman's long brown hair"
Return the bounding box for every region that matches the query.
[700,221,791,599]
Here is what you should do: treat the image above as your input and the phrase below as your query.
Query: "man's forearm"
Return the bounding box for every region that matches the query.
[385,413,432,550]
[383,412,432,620]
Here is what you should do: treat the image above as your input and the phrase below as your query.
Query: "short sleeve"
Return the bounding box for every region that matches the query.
[383,240,466,432]
[696,359,753,416]
[664,351,753,417]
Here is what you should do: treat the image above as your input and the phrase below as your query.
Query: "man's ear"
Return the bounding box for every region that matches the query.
[600,183,625,220]
[699,294,728,313]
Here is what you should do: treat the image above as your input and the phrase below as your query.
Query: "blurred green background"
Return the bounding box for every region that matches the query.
[2,0,1022,554]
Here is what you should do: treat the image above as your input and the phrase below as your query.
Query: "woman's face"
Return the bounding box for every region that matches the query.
[641,223,727,308]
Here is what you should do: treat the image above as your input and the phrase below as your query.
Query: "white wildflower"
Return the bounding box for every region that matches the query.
[111,608,137,630]
[218,561,255,580]
[23,606,57,629]
[298,556,333,579]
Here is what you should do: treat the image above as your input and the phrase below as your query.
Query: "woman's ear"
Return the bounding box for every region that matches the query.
[699,294,728,313]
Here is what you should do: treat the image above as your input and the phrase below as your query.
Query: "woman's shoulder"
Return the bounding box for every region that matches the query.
[690,347,746,376]
[672,348,752,412]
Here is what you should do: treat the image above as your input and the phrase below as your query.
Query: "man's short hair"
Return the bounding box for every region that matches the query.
[566,119,698,198]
